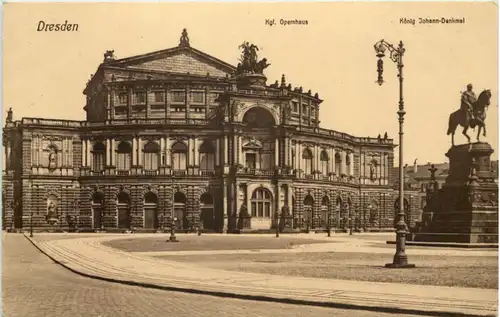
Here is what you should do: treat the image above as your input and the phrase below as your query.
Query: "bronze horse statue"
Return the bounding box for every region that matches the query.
[447,89,492,146]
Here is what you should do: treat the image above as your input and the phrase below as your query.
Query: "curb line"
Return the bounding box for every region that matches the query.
[23,234,495,317]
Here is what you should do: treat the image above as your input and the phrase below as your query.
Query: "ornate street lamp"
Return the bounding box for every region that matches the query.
[374,39,415,268]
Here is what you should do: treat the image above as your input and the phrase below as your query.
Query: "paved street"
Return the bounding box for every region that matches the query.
[3,233,434,317]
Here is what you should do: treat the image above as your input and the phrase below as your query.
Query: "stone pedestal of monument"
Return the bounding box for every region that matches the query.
[414,142,498,244]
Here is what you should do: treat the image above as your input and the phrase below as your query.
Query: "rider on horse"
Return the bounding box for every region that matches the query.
[461,84,476,124]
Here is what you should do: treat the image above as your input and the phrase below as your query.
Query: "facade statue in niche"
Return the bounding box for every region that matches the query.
[46,201,58,225]
[369,160,377,181]
[48,148,57,170]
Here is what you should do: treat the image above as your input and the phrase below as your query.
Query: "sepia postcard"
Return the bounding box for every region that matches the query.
[2,2,498,317]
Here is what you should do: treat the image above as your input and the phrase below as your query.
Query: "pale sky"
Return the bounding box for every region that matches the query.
[3,2,498,165]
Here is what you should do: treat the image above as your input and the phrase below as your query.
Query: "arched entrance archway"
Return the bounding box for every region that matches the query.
[200,193,214,230]
[91,192,104,229]
[242,107,276,127]
[173,192,188,230]
[117,192,131,229]
[304,195,314,228]
[144,192,158,229]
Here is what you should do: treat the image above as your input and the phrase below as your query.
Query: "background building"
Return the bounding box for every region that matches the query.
[2,30,420,233]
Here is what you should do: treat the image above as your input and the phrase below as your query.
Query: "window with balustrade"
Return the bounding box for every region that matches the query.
[154,91,164,103]
[191,91,204,104]
[91,142,106,173]
[136,92,146,104]
[320,150,329,175]
[119,93,128,104]
[199,140,215,171]
[172,91,186,104]
[260,141,274,170]
[251,188,272,218]
[116,141,132,171]
[171,142,188,171]
[143,142,160,171]
[245,153,256,169]
[335,152,341,175]
[302,148,313,175]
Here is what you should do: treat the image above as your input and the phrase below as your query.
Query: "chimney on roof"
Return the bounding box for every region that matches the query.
[413,159,418,173]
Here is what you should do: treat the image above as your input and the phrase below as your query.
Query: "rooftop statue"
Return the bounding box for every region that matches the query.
[236,42,270,75]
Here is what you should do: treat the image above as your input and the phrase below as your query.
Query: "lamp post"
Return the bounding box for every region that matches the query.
[275,209,280,238]
[168,178,178,242]
[349,205,353,236]
[73,199,80,232]
[374,39,415,268]
[327,211,331,237]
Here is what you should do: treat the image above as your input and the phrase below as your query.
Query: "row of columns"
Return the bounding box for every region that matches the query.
[81,136,208,168]
[292,141,354,175]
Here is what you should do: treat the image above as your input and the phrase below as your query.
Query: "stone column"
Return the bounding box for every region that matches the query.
[106,139,111,166]
[315,145,320,172]
[81,139,86,167]
[215,138,220,166]
[86,140,91,168]
[194,137,199,166]
[274,138,279,167]
[111,139,116,166]
[224,135,228,166]
[284,137,289,166]
[185,84,191,121]
[297,142,302,172]
[237,135,243,166]
[166,137,172,166]
[132,137,137,166]
[349,152,354,176]
[330,148,335,175]
[160,136,165,165]
[137,137,142,166]
[340,151,346,175]
[5,140,11,170]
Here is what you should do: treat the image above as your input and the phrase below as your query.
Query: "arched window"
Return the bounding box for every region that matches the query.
[335,152,341,175]
[172,142,188,171]
[92,142,106,173]
[116,142,132,171]
[143,142,160,171]
[302,148,313,175]
[242,107,275,128]
[199,140,215,171]
[251,188,272,218]
[320,150,329,175]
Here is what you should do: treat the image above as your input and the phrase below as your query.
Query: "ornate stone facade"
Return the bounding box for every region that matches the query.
[2,30,419,233]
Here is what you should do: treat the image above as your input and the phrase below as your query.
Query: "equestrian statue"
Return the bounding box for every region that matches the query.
[447,84,492,146]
